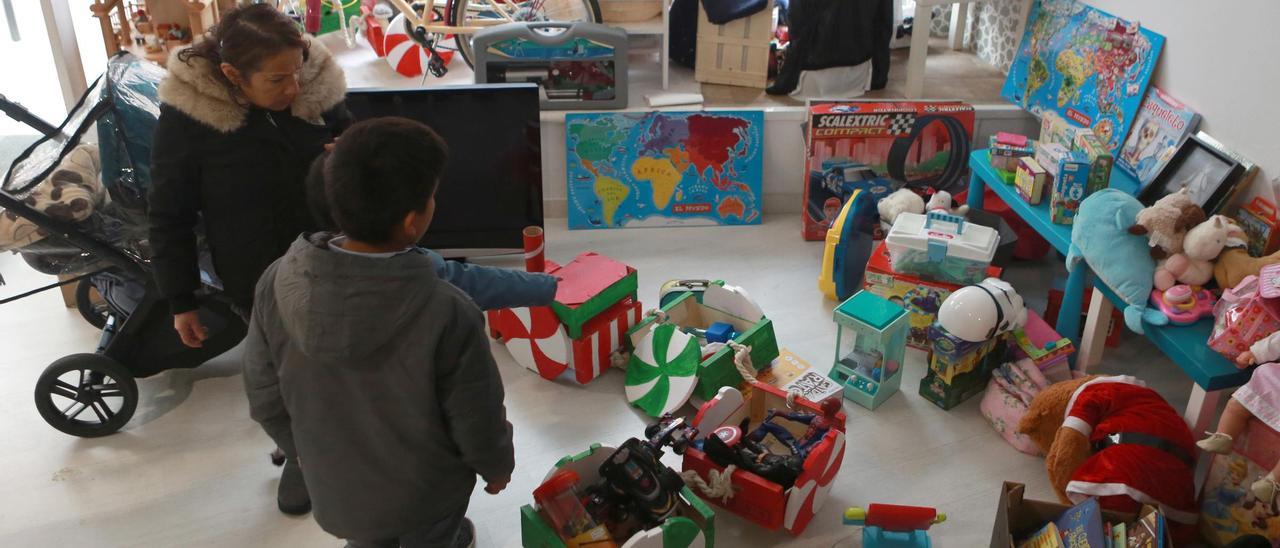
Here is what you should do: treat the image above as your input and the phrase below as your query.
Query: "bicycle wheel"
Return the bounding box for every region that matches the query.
[450,0,602,69]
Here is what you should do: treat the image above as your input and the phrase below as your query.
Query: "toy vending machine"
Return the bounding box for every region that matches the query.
[801,102,975,240]
[488,228,643,385]
[828,290,909,410]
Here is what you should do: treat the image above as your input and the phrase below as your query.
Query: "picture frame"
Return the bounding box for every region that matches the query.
[1138,132,1247,215]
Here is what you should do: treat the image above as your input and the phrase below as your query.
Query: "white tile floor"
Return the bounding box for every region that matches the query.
[0,215,1198,547]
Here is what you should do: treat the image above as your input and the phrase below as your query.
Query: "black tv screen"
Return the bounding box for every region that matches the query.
[344,84,543,257]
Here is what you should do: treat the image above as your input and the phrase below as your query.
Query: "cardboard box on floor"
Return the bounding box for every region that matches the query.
[990,482,1157,548]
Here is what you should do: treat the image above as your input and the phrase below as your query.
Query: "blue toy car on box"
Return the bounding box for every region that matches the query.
[806,157,896,228]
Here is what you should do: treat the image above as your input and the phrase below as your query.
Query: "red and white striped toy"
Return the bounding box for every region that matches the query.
[381,13,454,77]
[567,298,643,384]
[489,298,642,384]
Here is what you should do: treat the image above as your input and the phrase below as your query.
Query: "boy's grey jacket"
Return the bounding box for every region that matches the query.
[243,233,516,539]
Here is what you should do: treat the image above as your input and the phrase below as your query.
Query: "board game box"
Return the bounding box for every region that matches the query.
[802,101,975,240]
[1117,86,1201,189]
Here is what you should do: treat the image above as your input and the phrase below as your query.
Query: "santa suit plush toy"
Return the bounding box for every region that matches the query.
[1019,375,1198,541]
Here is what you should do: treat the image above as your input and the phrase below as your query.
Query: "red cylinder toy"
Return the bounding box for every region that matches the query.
[864,503,940,532]
[523,226,545,273]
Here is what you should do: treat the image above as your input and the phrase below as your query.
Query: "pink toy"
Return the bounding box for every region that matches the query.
[1151,285,1216,325]
[995,131,1029,148]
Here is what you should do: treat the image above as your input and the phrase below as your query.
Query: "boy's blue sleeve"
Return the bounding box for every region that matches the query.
[422,249,558,310]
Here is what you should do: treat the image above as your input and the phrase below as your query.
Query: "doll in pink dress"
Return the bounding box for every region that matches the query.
[1199,330,1280,502]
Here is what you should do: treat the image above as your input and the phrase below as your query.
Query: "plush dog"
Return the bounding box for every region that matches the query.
[1127,188,1205,259]
[925,190,969,217]
[1017,375,1198,542]
[1216,248,1280,290]
[877,188,924,226]
[1154,215,1245,290]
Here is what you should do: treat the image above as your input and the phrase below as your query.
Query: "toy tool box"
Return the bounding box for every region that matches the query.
[472,22,628,110]
[487,252,640,385]
[863,241,1003,350]
[885,211,999,285]
[801,101,975,240]
[682,383,846,535]
[520,444,716,548]
[1199,419,1280,547]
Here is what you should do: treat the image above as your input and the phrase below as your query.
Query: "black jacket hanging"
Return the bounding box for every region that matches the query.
[767,0,894,95]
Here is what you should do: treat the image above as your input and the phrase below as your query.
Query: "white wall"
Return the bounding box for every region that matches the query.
[1087,0,1280,203]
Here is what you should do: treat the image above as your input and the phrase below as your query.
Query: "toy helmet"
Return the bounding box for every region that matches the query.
[937,278,1027,342]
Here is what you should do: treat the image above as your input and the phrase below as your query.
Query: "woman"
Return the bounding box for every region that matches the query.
[149,4,349,348]
[148,4,348,519]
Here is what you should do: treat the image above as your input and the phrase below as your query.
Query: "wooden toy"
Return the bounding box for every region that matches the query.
[1050,153,1091,225]
[520,444,716,548]
[1074,132,1114,194]
[863,241,1003,350]
[682,383,846,535]
[919,323,1008,410]
[626,323,701,417]
[843,504,946,548]
[829,291,909,410]
[819,188,880,301]
[751,349,843,403]
[885,211,1000,285]
[627,285,778,404]
[487,249,642,385]
[1009,310,1073,383]
[1015,157,1048,205]
[1235,197,1280,256]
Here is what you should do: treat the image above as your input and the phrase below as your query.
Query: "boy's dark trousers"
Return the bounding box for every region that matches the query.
[344,503,469,548]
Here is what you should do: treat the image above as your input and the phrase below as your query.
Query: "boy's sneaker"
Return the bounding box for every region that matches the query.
[454,518,476,548]
[278,458,311,515]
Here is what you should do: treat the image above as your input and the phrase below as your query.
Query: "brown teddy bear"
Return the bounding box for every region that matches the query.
[1017,375,1198,542]
[1127,188,1206,260]
[1216,247,1280,290]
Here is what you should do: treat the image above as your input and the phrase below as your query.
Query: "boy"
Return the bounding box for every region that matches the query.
[244,118,533,547]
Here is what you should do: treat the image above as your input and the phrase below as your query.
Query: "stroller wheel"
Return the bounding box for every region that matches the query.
[75,279,111,329]
[34,354,138,438]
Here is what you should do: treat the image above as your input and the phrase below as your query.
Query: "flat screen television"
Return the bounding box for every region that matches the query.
[344,84,542,258]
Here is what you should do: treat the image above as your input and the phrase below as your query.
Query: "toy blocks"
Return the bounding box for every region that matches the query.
[1049,152,1090,225]
[989,134,1035,173]
[520,444,716,548]
[682,383,846,535]
[829,291,909,410]
[488,252,642,385]
[919,323,1008,410]
[626,285,778,407]
[1074,132,1114,194]
[1015,157,1048,205]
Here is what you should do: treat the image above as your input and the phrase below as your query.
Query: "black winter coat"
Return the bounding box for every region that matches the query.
[148,36,350,314]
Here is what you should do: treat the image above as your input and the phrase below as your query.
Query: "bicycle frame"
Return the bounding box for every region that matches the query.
[382,0,517,35]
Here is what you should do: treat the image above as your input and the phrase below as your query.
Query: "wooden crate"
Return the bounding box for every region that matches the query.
[695,0,773,88]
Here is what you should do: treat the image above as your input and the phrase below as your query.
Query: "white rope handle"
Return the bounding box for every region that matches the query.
[681,465,737,503]
[645,308,669,325]
[728,341,802,408]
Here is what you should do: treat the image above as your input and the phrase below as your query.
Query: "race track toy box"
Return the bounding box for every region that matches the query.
[802,101,975,240]
[863,241,1002,350]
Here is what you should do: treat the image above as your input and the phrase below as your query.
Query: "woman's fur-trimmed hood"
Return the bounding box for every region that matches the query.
[158,35,346,133]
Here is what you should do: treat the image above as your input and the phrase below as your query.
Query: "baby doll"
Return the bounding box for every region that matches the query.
[1198,330,1280,502]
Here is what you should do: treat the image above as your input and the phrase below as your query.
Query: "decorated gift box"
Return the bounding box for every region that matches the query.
[681,382,846,535]
[863,240,1003,350]
[521,443,717,548]
[624,284,778,416]
[488,251,641,384]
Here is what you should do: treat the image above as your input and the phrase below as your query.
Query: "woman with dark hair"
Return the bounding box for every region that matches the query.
[149,3,349,343]
[147,3,349,518]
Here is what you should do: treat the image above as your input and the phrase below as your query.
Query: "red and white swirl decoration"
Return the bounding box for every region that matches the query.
[489,306,570,380]
[382,12,454,78]
[784,429,847,534]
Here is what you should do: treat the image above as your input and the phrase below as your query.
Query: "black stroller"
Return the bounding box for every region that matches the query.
[1,53,245,438]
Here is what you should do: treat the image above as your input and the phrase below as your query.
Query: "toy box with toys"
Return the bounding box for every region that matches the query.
[680,382,846,535]
[488,248,642,385]
[1199,419,1280,547]
[520,430,717,547]
[801,101,975,241]
[863,240,1003,350]
[624,284,778,416]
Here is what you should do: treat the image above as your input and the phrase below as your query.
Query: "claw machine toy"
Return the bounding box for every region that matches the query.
[828,290,909,410]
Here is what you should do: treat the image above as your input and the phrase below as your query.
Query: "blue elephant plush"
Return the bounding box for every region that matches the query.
[1066,189,1169,334]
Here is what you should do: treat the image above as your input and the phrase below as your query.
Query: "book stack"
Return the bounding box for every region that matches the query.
[1016,497,1168,548]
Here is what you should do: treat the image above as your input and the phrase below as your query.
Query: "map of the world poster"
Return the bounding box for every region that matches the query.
[1001,0,1164,152]
[565,111,764,230]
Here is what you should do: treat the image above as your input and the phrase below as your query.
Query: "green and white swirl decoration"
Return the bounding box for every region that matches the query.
[625,323,701,417]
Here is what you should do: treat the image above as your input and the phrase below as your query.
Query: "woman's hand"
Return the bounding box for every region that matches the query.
[174,311,208,348]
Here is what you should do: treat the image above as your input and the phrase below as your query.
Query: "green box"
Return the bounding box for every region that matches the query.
[520,444,716,548]
[919,335,1007,410]
[549,253,639,340]
[627,291,779,401]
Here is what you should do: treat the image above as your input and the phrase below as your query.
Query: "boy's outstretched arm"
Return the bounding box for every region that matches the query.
[243,309,297,457]
[437,303,516,488]
[422,249,557,311]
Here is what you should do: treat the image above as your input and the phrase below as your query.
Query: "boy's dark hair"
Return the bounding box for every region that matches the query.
[321,118,449,243]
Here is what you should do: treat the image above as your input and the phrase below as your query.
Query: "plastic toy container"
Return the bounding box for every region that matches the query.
[886,211,999,285]
[829,290,909,410]
[532,469,616,547]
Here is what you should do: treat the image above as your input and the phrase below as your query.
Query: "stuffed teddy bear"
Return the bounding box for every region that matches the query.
[877,188,924,226]
[1154,215,1245,291]
[1127,188,1205,259]
[925,190,969,217]
[1216,248,1280,290]
[1017,375,1198,542]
